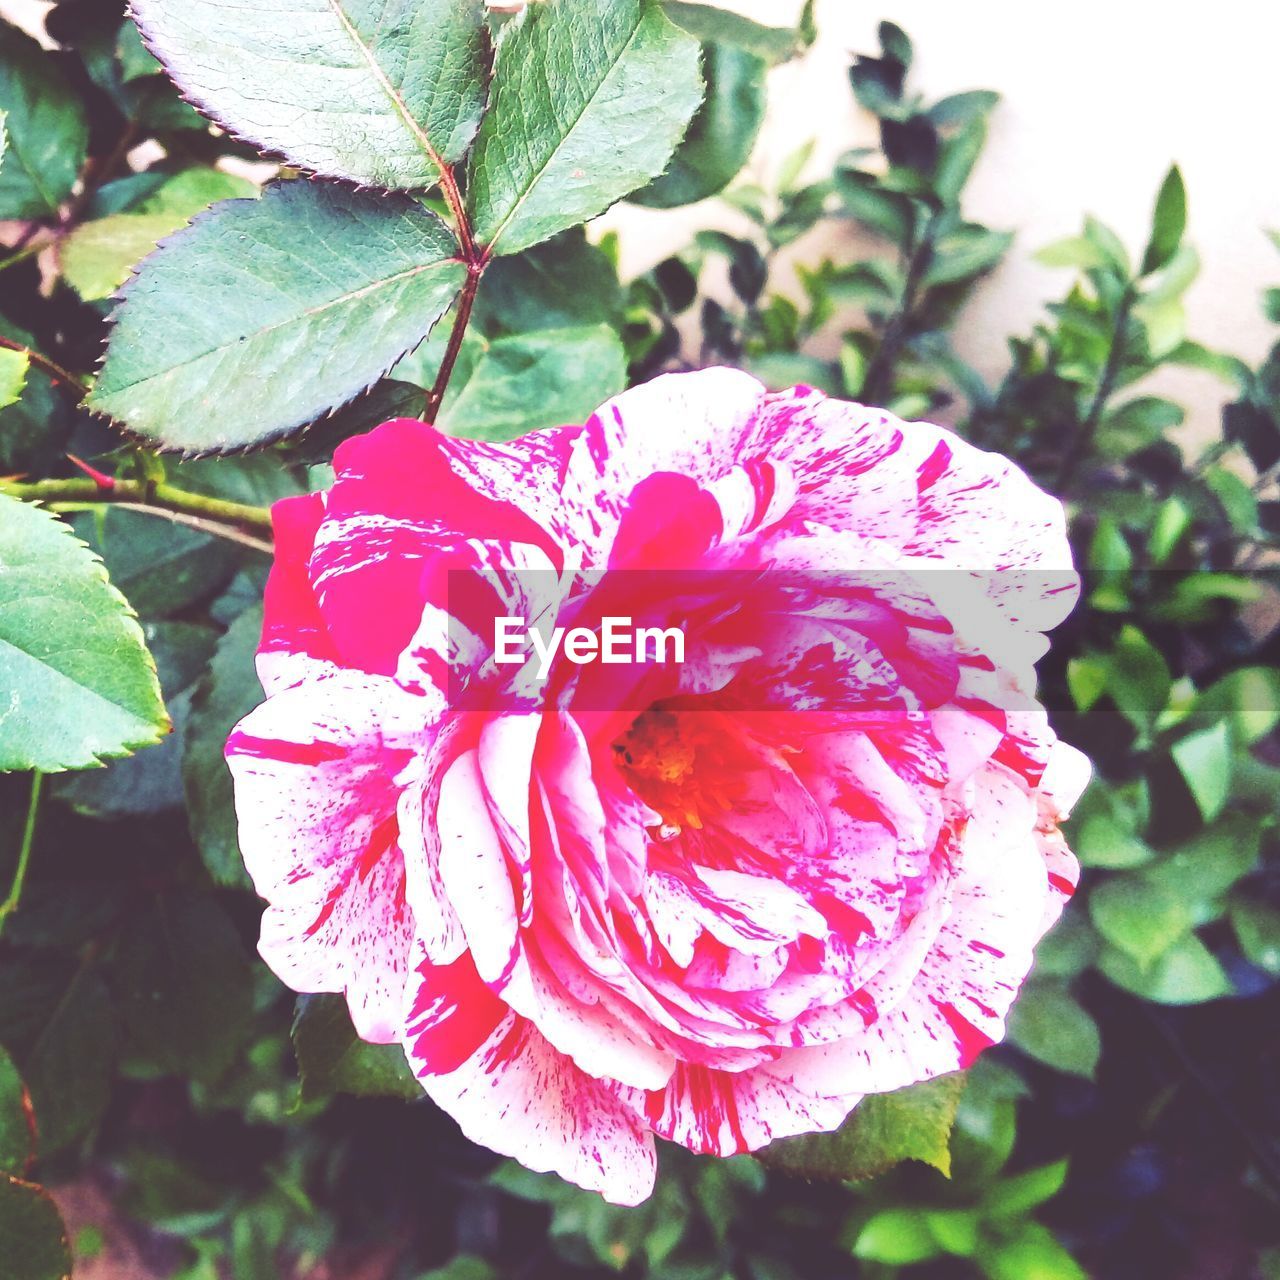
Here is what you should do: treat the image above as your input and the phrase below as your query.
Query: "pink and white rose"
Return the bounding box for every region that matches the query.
[227,368,1087,1205]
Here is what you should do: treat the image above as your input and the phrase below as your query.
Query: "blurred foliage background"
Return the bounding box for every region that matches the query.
[1,6,1279,1279]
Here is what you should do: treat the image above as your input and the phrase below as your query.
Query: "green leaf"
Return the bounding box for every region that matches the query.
[61,168,258,302]
[291,995,421,1103]
[1231,898,1280,975]
[130,0,490,185]
[1075,811,1153,871]
[112,893,253,1084]
[1142,244,1199,304]
[183,605,263,888]
[852,1209,939,1265]
[1140,164,1187,275]
[981,1222,1085,1280]
[760,1073,965,1182]
[1032,911,1100,979]
[632,42,765,208]
[0,347,27,411]
[1170,721,1233,822]
[467,0,703,256]
[0,1046,32,1178]
[835,169,913,244]
[923,225,1012,288]
[1191,667,1280,745]
[439,324,626,441]
[71,508,238,619]
[932,117,986,204]
[1097,932,1232,1005]
[1084,215,1131,277]
[982,1160,1069,1219]
[1006,984,1100,1079]
[23,967,117,1153]
[1143,817,1260,902]
[0,496,167,773]
[662,2,803,63]
[0,1175,72,1280]
[1090,874,1194,969]
[922,1208,980,1257]
[88,180,466,452]
[928,90,999,126]
[479,229,623,333]
[1103,625,1172,734]
[1034,236,1106,271]
[57,622,216,818]
[0,25,88,219]
[1097,396,1183,459]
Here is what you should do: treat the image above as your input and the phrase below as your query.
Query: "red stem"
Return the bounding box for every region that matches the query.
[0,336,88,398]
[422,159,490,422]
[426,265,482,422]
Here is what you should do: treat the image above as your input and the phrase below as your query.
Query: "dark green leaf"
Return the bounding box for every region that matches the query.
[662,2,803,63]
[928,90,999,126]
[878,22,913,67]
[480,229,624,332]
[1006,983,1101,1079]
[282,379,426,465]
[633,43,766,208]
[71,508,238,619]
[0,1175,72,1280]
[183,605,263,888]
[291,994,421,1102]
[88,180,466,452]
[0,25,88,219]
[0,496,168,773]
[1224,400,1280,473]
[57,621,217,818]
[130,0,491,184]
[932,117,986,204]
[0,1046,32,1177]
[24,968,117,1153]
[1231,899,1280,975]
[1144,817,1260,903]
[923,225,1011,288]
[760,1074,964,1182]
[1140,164,1187,275]
[467,0,703,256]
[439,324,626,440]
[835,169,913,244]
[111,893,254,1083]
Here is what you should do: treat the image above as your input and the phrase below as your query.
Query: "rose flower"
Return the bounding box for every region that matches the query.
[227,369,1087,1204]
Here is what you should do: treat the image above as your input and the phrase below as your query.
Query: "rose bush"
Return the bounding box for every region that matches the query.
[226,368,1087,1204]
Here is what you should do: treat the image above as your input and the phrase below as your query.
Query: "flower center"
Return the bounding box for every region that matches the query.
[612,702,750,833]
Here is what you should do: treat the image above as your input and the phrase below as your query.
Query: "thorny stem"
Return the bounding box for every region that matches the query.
[1,477,275,537]
[48,501,274,554]
[0,773,43,938]
[423,161,489,422]
[0,336,89,397]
